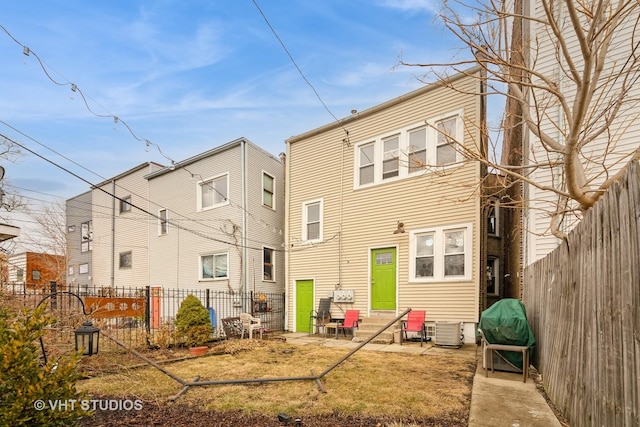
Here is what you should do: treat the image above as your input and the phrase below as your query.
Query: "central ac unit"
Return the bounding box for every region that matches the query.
[435,321,463,347]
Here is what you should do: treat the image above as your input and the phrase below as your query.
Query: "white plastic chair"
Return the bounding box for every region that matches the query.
[240,313,263,339]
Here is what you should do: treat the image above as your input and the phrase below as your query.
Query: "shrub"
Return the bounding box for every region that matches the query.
[175,295,212,347]
[0,304,91,426]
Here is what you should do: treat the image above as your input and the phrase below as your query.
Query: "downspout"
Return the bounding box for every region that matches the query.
[284,144,291,331]
[241,139,248,307]
[338,138,345,289]
[111,180,116,287]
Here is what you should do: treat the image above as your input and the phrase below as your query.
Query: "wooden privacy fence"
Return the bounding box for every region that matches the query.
[523,161,639,427]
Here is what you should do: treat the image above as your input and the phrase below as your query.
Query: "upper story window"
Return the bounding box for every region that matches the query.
[79,263,89,274]
[263,172,275,209]
[354,110,463,189]
[198,173,228,211]
[119,251,132,269]
[487,201,499,236]
[303,199,323,242]
[158,209,168,235]
[263,247,275,281]
[408,127,427,172]
[436,117,458,165]
[382,135,400,180]
[120,196,132,213]
[409,223,472,282]
[359,143,375,186]
[81,221,93,253]
[200,252,228,280]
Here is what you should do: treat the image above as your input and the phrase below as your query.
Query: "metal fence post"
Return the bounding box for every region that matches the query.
[49,281,57,309]
[145,286,151,335]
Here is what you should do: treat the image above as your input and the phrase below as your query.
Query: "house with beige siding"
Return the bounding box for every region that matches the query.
[144,138,284,304]
[285,68,486,343]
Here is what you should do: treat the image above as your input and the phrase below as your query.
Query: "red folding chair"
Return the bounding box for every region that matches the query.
[336,310,359,338]
[400,310,429,346]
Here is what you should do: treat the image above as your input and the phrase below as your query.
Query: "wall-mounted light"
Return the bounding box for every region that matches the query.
[393,221,405,234]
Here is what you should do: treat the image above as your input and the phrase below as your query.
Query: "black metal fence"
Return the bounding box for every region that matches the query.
[1,282,285,352]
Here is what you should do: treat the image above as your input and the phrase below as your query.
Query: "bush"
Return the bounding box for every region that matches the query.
[0,304,91,426]
[175,295,212,347]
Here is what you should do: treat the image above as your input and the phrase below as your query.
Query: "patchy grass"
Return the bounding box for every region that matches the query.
[78,339,475,423]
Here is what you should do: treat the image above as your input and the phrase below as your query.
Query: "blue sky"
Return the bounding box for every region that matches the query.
[0,0,473,248]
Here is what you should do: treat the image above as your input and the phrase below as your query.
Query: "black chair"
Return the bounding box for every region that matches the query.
[308,298,332,336]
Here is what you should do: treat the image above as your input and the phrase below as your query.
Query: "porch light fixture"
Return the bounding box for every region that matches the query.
[75,321,100,356]
[393,221,405,234]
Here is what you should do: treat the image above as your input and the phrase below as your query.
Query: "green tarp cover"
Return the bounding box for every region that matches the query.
[477,299,536,369]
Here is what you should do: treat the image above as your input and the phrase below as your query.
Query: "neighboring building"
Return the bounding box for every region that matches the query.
[65,140,285,308]
[66,191,92,292]
[285,67,486,343]
[482,173,512,308]
[144,138,284,301]
[90,162,164,288]
[521,1,640,265]
[4,251,66,291]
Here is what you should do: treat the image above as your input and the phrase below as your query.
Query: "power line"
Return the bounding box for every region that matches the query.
[251,0,350,144]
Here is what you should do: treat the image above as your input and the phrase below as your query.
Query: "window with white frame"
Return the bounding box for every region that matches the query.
[119,251,132,269]
[408,126,427,171]
[200,253,228,280]
[263,247,275,281]
[120,196,132,213]
[487,258,499,295]
[81,221,93,253]
[198,174,228,210]
[410,223,472,281]
[79,263,89,274]
[68,265,74,275]
[436,116,458,165]
[382,135,400,180]
[263,172,275,209]
[354,110,463,188]
[302,199,323,242]
[487,201,499,236]
[158,209,168,235]
[358,143,375,185]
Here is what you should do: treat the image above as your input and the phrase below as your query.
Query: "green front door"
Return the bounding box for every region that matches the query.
[371,248,397,310]
[295,280,314,332]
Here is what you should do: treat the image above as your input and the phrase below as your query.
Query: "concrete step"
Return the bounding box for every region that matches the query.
[354,316,400,344]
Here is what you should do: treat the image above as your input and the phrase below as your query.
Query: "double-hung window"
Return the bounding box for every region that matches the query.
[119,251,132,269]
[158,209,168,235]
[487,201,499,236]
[81,221,93,252]
[199,173,228,211]
[354,110,462,188]
[436,116,458,165]
[200,253,228,280]
[382,135,400,180]
[302,199,323,242]
[408,127,427,172]
[120,196,132,213]
[358,143,375,186]
[263,172,275,209]
[410,223,472,281]
[263,247,275,281]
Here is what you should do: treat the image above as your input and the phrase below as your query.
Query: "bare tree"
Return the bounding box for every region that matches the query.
[402,0,640,237]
